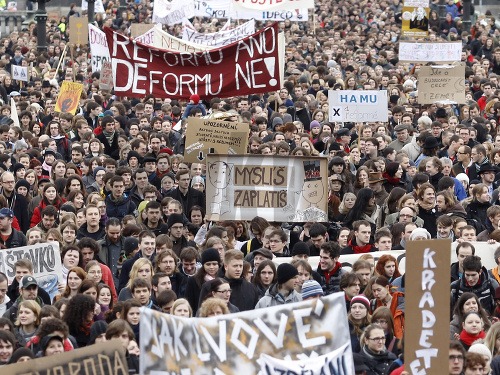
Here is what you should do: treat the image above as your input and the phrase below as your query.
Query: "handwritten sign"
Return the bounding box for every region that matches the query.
[405,239,451,375]
[140,293,351,374]
[232,0,314,11]
[231,7,308,21]
[182,19,255,47]
[206,154,328,222]
[135,24,210,52]
[418,65,466,104]
[88,24,110,72]
[11,65,28,82]
[153,0,195,25]
[69,16,88,45]
[328,90,388,122]
[55,81,84,114]
[99,61,113,91]
[3,340,127,375]
[399,41,462,62]
[184,118,249,163]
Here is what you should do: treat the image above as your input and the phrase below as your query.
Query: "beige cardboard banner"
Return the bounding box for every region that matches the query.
[418,65,466,104]
[69,16,88,45]
[184,118,249,163]
[405,239,451,375]
[206,154,328,222]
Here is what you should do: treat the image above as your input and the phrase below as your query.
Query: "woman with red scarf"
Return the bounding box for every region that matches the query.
[382,162,407,193]
[459,311,486,350]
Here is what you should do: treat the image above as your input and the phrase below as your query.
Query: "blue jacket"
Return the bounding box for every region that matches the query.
[105,194,137,221]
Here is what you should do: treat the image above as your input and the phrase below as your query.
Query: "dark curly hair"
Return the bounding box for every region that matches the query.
[63,294,95,334]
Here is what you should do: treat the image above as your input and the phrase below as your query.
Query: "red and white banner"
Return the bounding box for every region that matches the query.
[232,0,314,11]
[88,24,111,73]
[104,23,282,99]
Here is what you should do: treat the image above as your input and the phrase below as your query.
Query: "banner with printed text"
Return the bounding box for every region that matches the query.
[232,0,314,11]
[194,0,232,18]
[401,0,429,37]
[153,0,195,25]
[0,242,62,302]
[231,7,308,21]
[88,24,111,73]
[135,24,211,52]
[105,23,283,99]
[182,19,255,47]
[418,65,466,104]
[54,81,84,114]
[206,154,328,222]
[398,41,462,62]
[328,90,388,122]
[405,239,451,375]
[140,292,352,374]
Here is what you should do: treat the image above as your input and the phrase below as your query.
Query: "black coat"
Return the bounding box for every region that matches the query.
[165,187,205,217]
[96,132,120,159]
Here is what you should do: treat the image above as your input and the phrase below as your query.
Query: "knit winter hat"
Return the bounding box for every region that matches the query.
[15,179,30,191]
[123,237,139,257]
[167,213,185,230]
[301,280,324,299]
[8,347,34,363]
[469,343,492,360]
[409,228,431,241]
[201,248,221,264]
[350,295,370,310]
[310,120,321,130]
[89,320,108,345]
[291,241,310,257]
[93,166,105,179]
[276,263,299,285]
[191,176,205,188]
[190,94,200,104]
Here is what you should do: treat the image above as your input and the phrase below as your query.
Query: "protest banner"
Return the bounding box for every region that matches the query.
[184,118,249,163]
[0,242,62,301]
[11,65,28,82]
[88,24,110,73]
[140,292,352,374]
[99,61,114,91]
[418,65,466,104]
[328,90,388,122]
[69,16,88,45]
[182,19,255,47]
[130,23,154,38]
[398,41,462,62]
[194,0,232,18]
[231,7,308,21]
[232,0,314,11]
[135,24,211,52]
[153,0,195,25]
[82,0,105,13]
[104,23,283,99]
[3,340,127,375]
[54,81,84,115]
[405,239,451,375]
[205,154,328,222]
[401,0,430,38]
[257,344,354,374]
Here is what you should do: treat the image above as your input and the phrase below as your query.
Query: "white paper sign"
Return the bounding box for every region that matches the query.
[399,41,462,62]
[328,90,389,122]
[88,24,111,72]
[135,24,211,52]
[153,0,195,25]
[194,0,232,18]
[231,7,308,21]
[232,0,314,11]
[182,18,255,47]
[11,65,28,82]
[81,0,105,13]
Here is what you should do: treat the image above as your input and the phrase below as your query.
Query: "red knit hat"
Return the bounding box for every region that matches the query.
[350,295,370,310]
[190,94,200,104]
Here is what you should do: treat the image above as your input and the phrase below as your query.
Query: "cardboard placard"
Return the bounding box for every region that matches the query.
[69,16,89,45]
[405,239,451,375]
[328,90,388,122]
[140,293,353,374]
[99,61,114,91]
[399,41,462,62]
[418,65,466,104]
[55,81,84,115]
[2,340,127,375]
[11,65,28,82]
[205,154,328,222]
[184,118,249,163]
[130,23,154,38]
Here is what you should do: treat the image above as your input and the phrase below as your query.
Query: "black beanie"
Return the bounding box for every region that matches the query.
[123,237,139,257]
[291,241,310,257]
[167,213,184,229]
[9,347,34,363]
[15,179,30,191]
[201,248,221,264]
[89,320,108,345]
[277,263,299,285]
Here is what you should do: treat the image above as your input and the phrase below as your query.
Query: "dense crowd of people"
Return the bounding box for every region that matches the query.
[1,0,500,373]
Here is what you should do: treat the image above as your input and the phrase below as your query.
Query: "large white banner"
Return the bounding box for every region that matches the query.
[153,0,195,25]
[399,41,462,62]
[82,0,105,13]
[0,242,62,301]
[182,19,255,47]
[88,24,111,72]
[232,0,314,11]
[328,90,389,123]
[194,0,232,18]
[231,8,309,21]
[140,293,352,374]
[135,24,212,52]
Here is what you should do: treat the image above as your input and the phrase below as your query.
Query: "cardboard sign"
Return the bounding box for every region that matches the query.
[130,23,154,38]
[105,23,283,99]
[99,61,113,91]
[399,41,462,62]
[69,16,89,45]
[0,242,62,301]
[11,65,28,82]
[401,0,430,38]
[405,239,451,375]
[418,65,466,104]
[184,118,249,163]
[182,19,255,47]
[231,7,308,21]
[55,81,84,115]
[232,0,314,11]
[3,340,127,375]
[140,292,352,374]
[205,154,328,222]
[81,0,105,13]
[328,90,388,122]
[88,24,111,73]
[153,0,195,25]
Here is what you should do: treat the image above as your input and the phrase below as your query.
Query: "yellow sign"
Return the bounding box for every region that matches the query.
[54,81,84,114]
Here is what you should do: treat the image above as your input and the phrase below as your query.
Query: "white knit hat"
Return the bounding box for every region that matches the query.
[469,343,492,361]
[409,228,431,241]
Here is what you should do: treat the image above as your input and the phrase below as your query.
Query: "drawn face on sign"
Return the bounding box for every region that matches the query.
[301,179,324,205]
[208,161,232,190]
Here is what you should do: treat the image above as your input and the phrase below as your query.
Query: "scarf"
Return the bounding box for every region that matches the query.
[492,267,500,284]
[204,274,215,282]
[51,134,65,140]
[42,161,52,176]
[102,129,115,146]
[348,239,372,254]
[382,172,400,185]
[459,329,485,347]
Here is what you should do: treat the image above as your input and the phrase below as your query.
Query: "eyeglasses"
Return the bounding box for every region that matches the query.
[399,214,414,218]
[449,355,464,361]
[216,289,231,294]
[367,337,385,342]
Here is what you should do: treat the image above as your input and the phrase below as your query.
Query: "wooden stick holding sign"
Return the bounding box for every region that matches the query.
[54,44,68,78]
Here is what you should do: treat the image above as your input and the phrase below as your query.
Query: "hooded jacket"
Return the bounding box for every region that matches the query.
[255,283,302,308]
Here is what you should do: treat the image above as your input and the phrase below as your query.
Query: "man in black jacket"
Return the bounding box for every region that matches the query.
[165,170,205,215]
[0,208,27,248]
[222,250,259,311]
[0,172,29,233]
